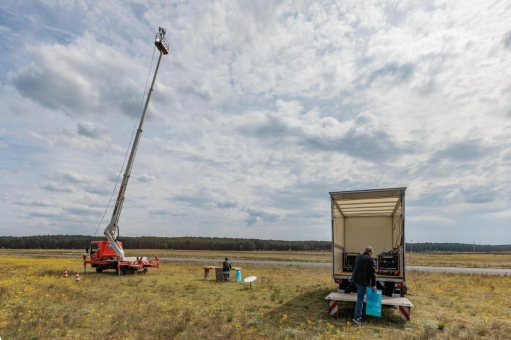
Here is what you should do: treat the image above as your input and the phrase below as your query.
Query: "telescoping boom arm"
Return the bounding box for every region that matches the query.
[104,27,169,260]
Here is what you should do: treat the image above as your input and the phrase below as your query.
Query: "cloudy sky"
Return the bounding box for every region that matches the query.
[1,0,510,244]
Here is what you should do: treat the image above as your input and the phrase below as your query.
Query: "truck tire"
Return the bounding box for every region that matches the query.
[96,267,103,273]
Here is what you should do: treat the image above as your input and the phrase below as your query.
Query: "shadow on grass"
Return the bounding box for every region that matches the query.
[267,288,407,329]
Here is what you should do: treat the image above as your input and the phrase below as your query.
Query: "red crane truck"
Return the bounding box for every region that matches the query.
[83,27,169,275]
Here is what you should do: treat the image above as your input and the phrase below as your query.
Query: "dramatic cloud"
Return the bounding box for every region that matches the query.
[233,103,409,163]
[503,30,511,50]
[217,201,238,209]
[461,185,500,204]
[41,182,75,193]
[77,122,108,140]
[1,0,510,243]
[358,62,415,89]
[10,34,148,118]
[432,139,492,163]
[245,208,280,226]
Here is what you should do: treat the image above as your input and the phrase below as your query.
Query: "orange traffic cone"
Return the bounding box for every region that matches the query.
[64,269,68,278]
[75,271,81,282]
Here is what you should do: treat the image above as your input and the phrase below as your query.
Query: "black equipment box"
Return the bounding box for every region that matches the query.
[377,254,399,274]
[343,253,359,272]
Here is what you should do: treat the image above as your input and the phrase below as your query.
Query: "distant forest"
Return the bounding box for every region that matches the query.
[0,235,330,251]
[0,236,510,252]
[0,235,511,252]
[408,242,511,253]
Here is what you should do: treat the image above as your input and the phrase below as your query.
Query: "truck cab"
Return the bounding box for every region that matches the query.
[88,241,122,260]
[86,240,124,273]
[84,240,159,274]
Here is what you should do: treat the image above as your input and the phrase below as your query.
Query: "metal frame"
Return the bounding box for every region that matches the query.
[334,274,404,283]
[155,27,170,55]
[329,187,407,195]
[84,28,167,275]
[330,187,408,287]
[402,189,406,281]
[104,28,168,261]
[331,198,335,279]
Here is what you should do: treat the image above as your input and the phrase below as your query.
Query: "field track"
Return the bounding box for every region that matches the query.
[2,252,510,275]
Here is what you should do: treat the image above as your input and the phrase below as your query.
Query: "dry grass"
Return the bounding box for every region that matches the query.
[3,249,511,269]
[0,249,332,263]
[0,254,510,339]
[406,253,511,269]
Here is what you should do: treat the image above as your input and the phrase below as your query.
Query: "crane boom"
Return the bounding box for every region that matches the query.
[104,27,169,260]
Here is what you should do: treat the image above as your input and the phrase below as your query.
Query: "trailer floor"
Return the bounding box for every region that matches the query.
[335,271,404,279]
[325,292,414,307]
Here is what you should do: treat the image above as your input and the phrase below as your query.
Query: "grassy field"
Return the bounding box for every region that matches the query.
[0,249,331,263]
[0,254,510,339]
[406,253,511,269]
[2,249,511,269]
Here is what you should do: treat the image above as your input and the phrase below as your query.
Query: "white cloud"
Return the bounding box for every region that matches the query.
[28,128,121,153]
[0,0,510,243]
[77,122,108,139]
[58,170,96,184]
[483,210,511,219]
[14,199,54,207]
[9,34,149,118]
[245,208,280,226]
[41,182,76,193]
[408,214,456,225]
[138,173,156,183]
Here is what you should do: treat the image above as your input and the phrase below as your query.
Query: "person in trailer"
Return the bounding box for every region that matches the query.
[351,246,377,326]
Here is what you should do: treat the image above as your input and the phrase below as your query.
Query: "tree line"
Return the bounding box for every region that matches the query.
[0,236,509,252]
[407,242,511,253]
[0,235,330,251]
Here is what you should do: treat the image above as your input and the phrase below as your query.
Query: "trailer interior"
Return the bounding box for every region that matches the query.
[331,188,406,286]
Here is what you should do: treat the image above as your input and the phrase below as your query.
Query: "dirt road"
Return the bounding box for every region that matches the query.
[2,253,510,275]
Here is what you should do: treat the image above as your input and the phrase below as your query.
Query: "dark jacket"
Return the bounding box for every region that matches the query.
[222,260,231,272]
[351,252,376,287]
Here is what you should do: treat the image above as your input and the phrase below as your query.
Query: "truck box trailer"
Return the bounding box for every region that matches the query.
[326,188,414,321]
[330,188,407,297]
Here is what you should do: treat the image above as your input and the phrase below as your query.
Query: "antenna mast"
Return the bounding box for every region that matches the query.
[103,27,169,260]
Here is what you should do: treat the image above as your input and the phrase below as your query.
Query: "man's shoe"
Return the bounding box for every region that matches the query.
[352,318,363,326]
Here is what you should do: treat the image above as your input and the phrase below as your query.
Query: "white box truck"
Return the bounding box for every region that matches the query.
[330,188,407,297]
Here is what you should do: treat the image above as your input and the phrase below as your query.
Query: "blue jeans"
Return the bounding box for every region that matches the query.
[354,283,366,320]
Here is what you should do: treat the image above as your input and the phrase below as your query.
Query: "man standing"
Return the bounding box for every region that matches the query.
[222,257,232,282]
[351,246,376,326]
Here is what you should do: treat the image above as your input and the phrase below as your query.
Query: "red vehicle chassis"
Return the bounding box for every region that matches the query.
[83,241,159,275]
